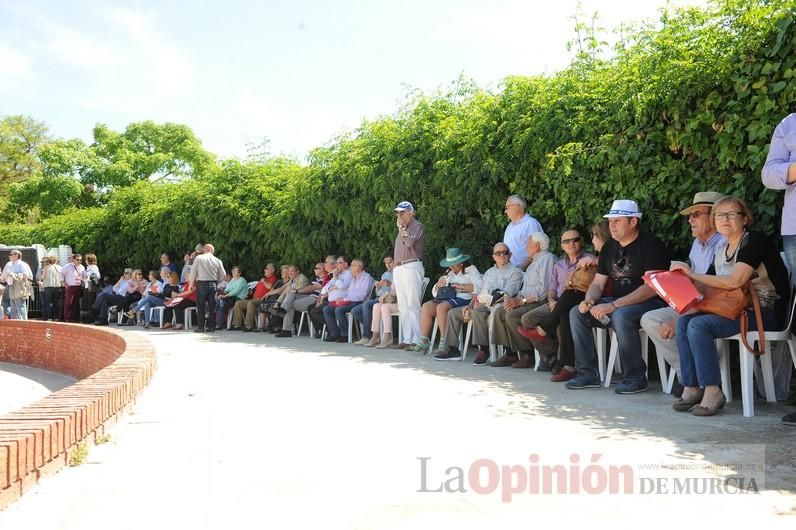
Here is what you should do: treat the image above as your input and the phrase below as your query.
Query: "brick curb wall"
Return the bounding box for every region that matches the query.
[0,321,157,510]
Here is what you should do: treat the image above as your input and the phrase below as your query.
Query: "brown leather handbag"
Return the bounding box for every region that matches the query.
[693,282,766,356]
[566,263,596,293]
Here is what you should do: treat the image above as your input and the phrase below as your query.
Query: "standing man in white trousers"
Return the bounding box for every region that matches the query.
[392,200,425,349]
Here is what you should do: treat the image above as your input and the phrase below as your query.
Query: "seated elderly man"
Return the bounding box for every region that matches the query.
[230,263,278,331]
[323,258,374,342]
[433,242,523,363]
[490,232,556,368]
[311,255,353,334]
[275,259,332,338]
[640,192,724,395]
[517,229,593,373]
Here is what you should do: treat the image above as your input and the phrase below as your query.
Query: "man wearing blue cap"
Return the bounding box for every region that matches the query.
[392,201,426,348]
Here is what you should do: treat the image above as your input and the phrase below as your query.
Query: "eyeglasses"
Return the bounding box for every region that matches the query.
[561,237,582,245]
[714,211,745,221]
[492,250,510,256]
[688,211,709,220]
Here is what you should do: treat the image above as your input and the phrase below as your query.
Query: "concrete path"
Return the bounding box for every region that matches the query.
[0,330,794,528]
[0,361,76,416]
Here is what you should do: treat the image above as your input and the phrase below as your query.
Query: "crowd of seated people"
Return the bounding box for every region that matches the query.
[51,189,796,423]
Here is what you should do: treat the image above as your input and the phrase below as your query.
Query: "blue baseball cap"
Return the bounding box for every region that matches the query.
[394,201,414,212]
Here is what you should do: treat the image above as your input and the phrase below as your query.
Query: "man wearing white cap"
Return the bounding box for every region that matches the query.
[392,200,425,348]
[640,192,724,394]
[566,199,671,394]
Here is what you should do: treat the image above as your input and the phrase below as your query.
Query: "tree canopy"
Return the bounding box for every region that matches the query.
[1,0,795,277]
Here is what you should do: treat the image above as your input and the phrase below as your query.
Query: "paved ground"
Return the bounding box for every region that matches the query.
[0,362,75,416]
[0,329,795,528]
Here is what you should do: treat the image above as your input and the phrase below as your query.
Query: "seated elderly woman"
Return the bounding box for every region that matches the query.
[672,196,790,416]
[353,255,394,346]
[412,248,482,354]
[214,266,247,330]
[162,281,197,330]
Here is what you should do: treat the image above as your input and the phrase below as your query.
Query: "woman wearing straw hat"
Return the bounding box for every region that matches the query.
[411,248,482,354]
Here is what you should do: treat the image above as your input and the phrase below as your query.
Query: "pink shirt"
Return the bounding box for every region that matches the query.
[60,262,85,287]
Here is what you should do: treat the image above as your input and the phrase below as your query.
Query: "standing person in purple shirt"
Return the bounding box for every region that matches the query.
[762,113,796,426]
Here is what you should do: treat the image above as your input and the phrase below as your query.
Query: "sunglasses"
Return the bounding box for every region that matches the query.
[492,250,510,256]
[561,237,582,245]
[688,211,710,220]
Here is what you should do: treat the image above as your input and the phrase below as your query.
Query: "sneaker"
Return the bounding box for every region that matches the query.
[434,349,462,361]
[490,353,519,367]
[565,375,601,389]
[354,338,370,346]
[614,379,649,394]
[472,350,489,366]
[781,411,796,426]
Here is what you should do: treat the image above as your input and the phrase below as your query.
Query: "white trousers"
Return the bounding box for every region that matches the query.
[393,261,424,344]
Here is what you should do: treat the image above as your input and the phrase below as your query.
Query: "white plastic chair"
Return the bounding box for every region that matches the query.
[599,328,665,389]
[716,291,796,417]
[184,306,197,330]
[297,310,314,337]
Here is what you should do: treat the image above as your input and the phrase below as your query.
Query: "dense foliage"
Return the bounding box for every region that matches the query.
[1,0,795,278]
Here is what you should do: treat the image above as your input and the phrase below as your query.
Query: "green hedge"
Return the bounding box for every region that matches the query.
[2,0,795,278]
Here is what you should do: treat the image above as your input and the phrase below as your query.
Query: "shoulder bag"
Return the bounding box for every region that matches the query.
[693,282,766,356]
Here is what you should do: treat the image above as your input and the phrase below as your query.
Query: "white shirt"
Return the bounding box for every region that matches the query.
[504,213,543,267]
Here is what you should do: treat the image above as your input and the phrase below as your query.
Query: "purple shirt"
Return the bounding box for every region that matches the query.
[549,252,594,297]
[762,113,796,235]
[60,262,85,287]
[345,271,375,303]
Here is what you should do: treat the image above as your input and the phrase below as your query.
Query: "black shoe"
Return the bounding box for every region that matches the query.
[434,348,463,361]
[323,335,339,342]
[336,336,348,343]
[242,327,253,332]
[275,330,292,338]
[206,328,215,333]
[230,326,242,331]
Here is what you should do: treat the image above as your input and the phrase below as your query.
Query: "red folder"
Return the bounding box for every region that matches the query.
[643,269,703,314]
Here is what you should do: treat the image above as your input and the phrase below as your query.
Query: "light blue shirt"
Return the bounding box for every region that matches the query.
[762,113,796,235]
[688,232,725,275]
[518,250,556,301]
[346,271,375,302]
[503,213,543,267]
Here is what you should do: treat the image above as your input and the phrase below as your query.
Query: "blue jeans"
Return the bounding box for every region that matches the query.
[323,302,358,338]
[9,298,28,320]
[352,300,379,338]
[136,294,165,323]
[676,308,779,388]
[570,297,665,383]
